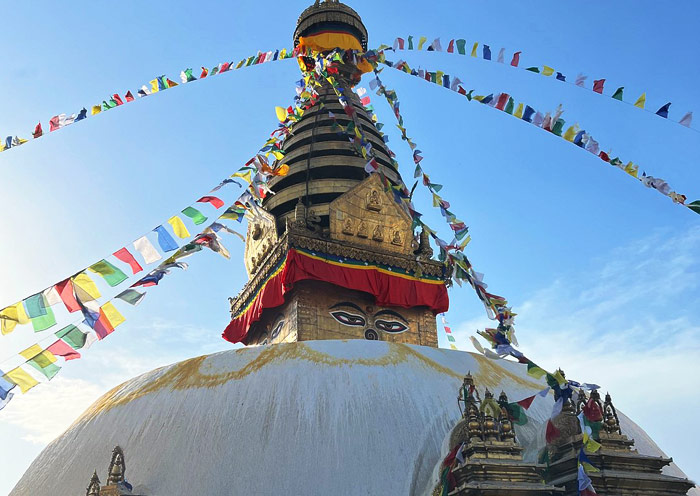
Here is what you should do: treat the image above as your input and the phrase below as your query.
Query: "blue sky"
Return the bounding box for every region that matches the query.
[1,0,699,493]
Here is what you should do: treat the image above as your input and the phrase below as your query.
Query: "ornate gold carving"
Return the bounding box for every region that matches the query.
[342,217,354,235]
[357,221,368,238]
[391,230,402,247]
[372,225,384,242]
[367,189,382,211]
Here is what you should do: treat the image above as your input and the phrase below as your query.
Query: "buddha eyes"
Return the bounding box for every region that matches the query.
[330,311,366,327]
[271,319,285,340]
[374,320,408,334]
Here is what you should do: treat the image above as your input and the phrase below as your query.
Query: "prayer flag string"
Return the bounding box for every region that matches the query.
[381,37,695,132]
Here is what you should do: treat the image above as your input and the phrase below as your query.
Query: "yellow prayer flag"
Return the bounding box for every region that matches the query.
[417,36,427,50]
[0,302,30,335]
[275,106,287,122]
[552,370,567,386]
[231,170,252,183]
[514,103,524,119]
[274,164,290,176]
[270,150,285,160]
[473,95,485,102]
[150,79,159,93]
[91,105,102,115]
[527,366,547,380]
[585,437,602,453]
[279,48,287,59]
[20,344,44,361]
[101,302,126,329]
[563,124,580,142]
[624,162,639,178]
[542,66,555,76]
[5,367,39,393]
[634,93,646,109]
[471,42,478,57]
[168,216,191,239]
[72,272,101,301]
[436,70,444,83]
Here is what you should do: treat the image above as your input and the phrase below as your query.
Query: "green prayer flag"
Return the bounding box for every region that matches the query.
[55,325,88,349]
[210,66,219,76]
[245,56,255,66]
[29,359,61,380]
[466,90,474,101]
[184,68,196,82]
[504,97,515,115]
[526,67,540,73]
[89,260,128,287]
[116,289,146,306]
[506,403,528,425]
[688,200,700,214]
[407,35,414,50]
[456,39,466,55]
[584,418,603,439]
[552,118,565,137]
[24,294,48,319]
[31,307,56,332]
[182,206,208,225]
[447,335,455,342]
[612,86,624,101]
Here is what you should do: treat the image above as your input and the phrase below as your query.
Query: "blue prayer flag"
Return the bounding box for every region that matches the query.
[522,105,536,123]
[573,130,586,147]
[556,72,566,81]
[153,225,178,252]
[481,94,494,105]
[5,136,12,149]
[157,76,167,91]
[443,75,450,88]
[656,102,671,118]
[483,45,491,60]
[76,108,88,121]
[0,374,15,401]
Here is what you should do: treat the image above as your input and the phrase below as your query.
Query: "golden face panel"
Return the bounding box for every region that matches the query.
[329,302,409,340]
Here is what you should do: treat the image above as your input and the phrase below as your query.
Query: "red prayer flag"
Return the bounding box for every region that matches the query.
[598,151,611,162]
[516,394,536,410]
[197,196,225,209]
[495,93,510,111]
[32,122,43,138]
[112,94,124,106]
[113,247,143,274]
[444,326,452,333]
[220,62,231,72]
[49,115,61,132]
[200,67,208,78]
[55,279,81,313]
[124,91,134,102]
[583,398,603,422]
[457,86,467,95]
[593,79,605,94]
[545,419,560,443]
[94,309,115,340]
[447,39,454,53]
[166,78,178,88]
[511,51,521,67]
[47,339,81,361]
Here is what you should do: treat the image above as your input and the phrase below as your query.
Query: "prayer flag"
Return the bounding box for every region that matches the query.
[522,105,535,123]
[417,36,427,50]
[593,79,605,94]
[406,35,414,50]
[22,346,60,379]
[55,279,81,313]
[563,125,580,142]
[153,225,179,252]
[112,94,124,106]
[275,106,287,122]
[75,108,87,121]
[556,72,566,81]
[116,289,146,306]
[0,375,15,400]
[181,68,196,83]
[49,115,61,132]
[91,105,102,115]
[517,394,536,410]
[514,103,524,119]
[495,93,509,111]
[94,302,126,340]
[32,122,43,138]
[542,66,554,76]
[150,79,159,93]
[89,260,128,287]
[4,367,39,393]
[447,39,454,53]
[526,67,540,73]
[456,39,466,55]
[497,48,505,63]
[679,111,693,127]
[182,206,208,225]
[552,118,565,136]
[72,272,101,301]
[612,87,624,100]
[200,67,209,78]
[168,216,191,239]
[545,419,560,443]
[0,302,30,335]
[24,294,48,319]
[483,44,491,60]
[634,93,646,108]
[471,42,478,57]
[575,74,587,87]
[138,86,150,97]
[47,339,80,361]
[134,236,163,264]
[55,324,88,349]
[113,247,143,274]
[125,91,134,102]
[197,196,225,208]
[510,51,521,67]
[31,307,56,332]
[166,78,178,88]
[656,102,671,118]
[526,361,546,379]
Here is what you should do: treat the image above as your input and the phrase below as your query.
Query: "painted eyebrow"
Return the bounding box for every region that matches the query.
[330,302,366,315]
[374,309,408,323]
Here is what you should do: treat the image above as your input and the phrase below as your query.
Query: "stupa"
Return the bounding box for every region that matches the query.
[9,2,698,495]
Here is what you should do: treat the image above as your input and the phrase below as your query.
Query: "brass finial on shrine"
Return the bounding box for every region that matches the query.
[603,392,622,434]
[86,470,101,496]
[106,446,126,485]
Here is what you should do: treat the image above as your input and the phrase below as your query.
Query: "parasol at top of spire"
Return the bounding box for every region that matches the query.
[294,0,368,52]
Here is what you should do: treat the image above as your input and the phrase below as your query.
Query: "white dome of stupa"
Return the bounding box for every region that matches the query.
[10,340,694,495]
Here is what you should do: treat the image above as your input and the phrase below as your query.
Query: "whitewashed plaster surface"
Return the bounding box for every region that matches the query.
[10,340,695,496]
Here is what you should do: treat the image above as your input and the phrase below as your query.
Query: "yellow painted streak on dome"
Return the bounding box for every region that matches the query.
[74,342,541,425]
